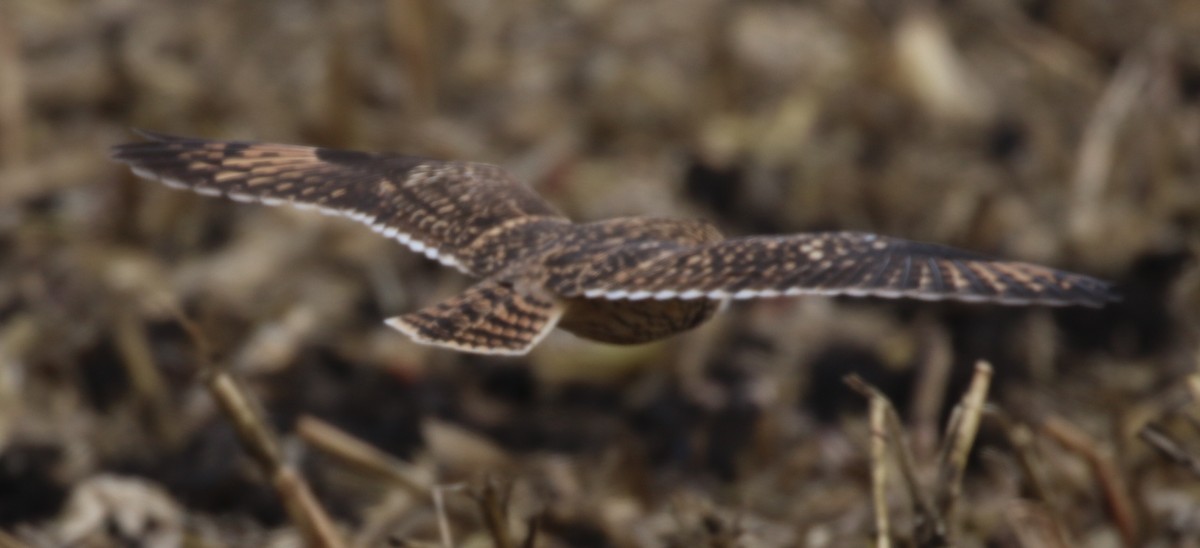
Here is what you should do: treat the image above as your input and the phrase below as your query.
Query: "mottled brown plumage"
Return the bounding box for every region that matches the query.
[111,132,1118,355]
[386,279,565,355]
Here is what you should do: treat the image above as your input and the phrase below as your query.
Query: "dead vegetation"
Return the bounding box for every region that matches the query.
[2,0,1200,546]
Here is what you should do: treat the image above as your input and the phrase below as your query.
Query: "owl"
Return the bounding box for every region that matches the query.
[111,132,1115,355]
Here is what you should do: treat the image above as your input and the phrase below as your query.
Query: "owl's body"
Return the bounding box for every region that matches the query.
[559,295,722,345]
[551,218,727,344]
[111,132,1116,355]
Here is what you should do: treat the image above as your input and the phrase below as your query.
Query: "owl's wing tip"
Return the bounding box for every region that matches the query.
[1057,273,1120,307]
[110,129,189,161]
[1079,284,1122,308]
[128,128,183,142]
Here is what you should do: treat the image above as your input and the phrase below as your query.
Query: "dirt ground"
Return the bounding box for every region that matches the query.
[2,0,1200,546]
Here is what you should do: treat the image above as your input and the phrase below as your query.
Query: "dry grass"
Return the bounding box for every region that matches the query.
[2,0,1200,546]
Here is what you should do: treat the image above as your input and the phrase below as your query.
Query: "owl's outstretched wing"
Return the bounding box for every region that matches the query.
[110,131,568,277]
[549,232,1116,307]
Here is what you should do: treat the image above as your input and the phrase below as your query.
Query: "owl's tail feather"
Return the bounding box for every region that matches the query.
[386,279,564,356]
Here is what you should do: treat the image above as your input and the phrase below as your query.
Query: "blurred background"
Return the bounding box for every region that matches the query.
[2,0,1199,545]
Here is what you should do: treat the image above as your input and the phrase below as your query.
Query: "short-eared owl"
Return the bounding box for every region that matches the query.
[111,132,1115,355]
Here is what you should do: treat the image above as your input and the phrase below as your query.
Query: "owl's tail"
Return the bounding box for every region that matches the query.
[386,279,564,356]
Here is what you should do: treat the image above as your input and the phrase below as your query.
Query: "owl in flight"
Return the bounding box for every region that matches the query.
[111,132,1115,356]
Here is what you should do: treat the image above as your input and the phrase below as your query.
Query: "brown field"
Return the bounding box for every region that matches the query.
[2,1,1199,546]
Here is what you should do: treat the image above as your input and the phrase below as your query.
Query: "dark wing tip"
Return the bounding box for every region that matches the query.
[1074,278,1122,308]
[129,128,180,142]
[110,129,185,161]
[1034,270,1120,308]
[894,237,1121,309]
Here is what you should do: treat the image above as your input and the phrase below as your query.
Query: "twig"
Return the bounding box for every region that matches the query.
[1137,423,1200,479]
[472,476,515,548]
[983,407,1072,546]
[171,308,347,548]
[204,372,283,471]
[845,375,945,544]
[1042,415,1138,547]
[296,415,430,496]
[869,393,892,548]
[884,404,945,545]
[982,408,1053,506]
[298,415,495,546]
[935,361,992,540]
[273,467,346,548]
[432,483,464,548]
